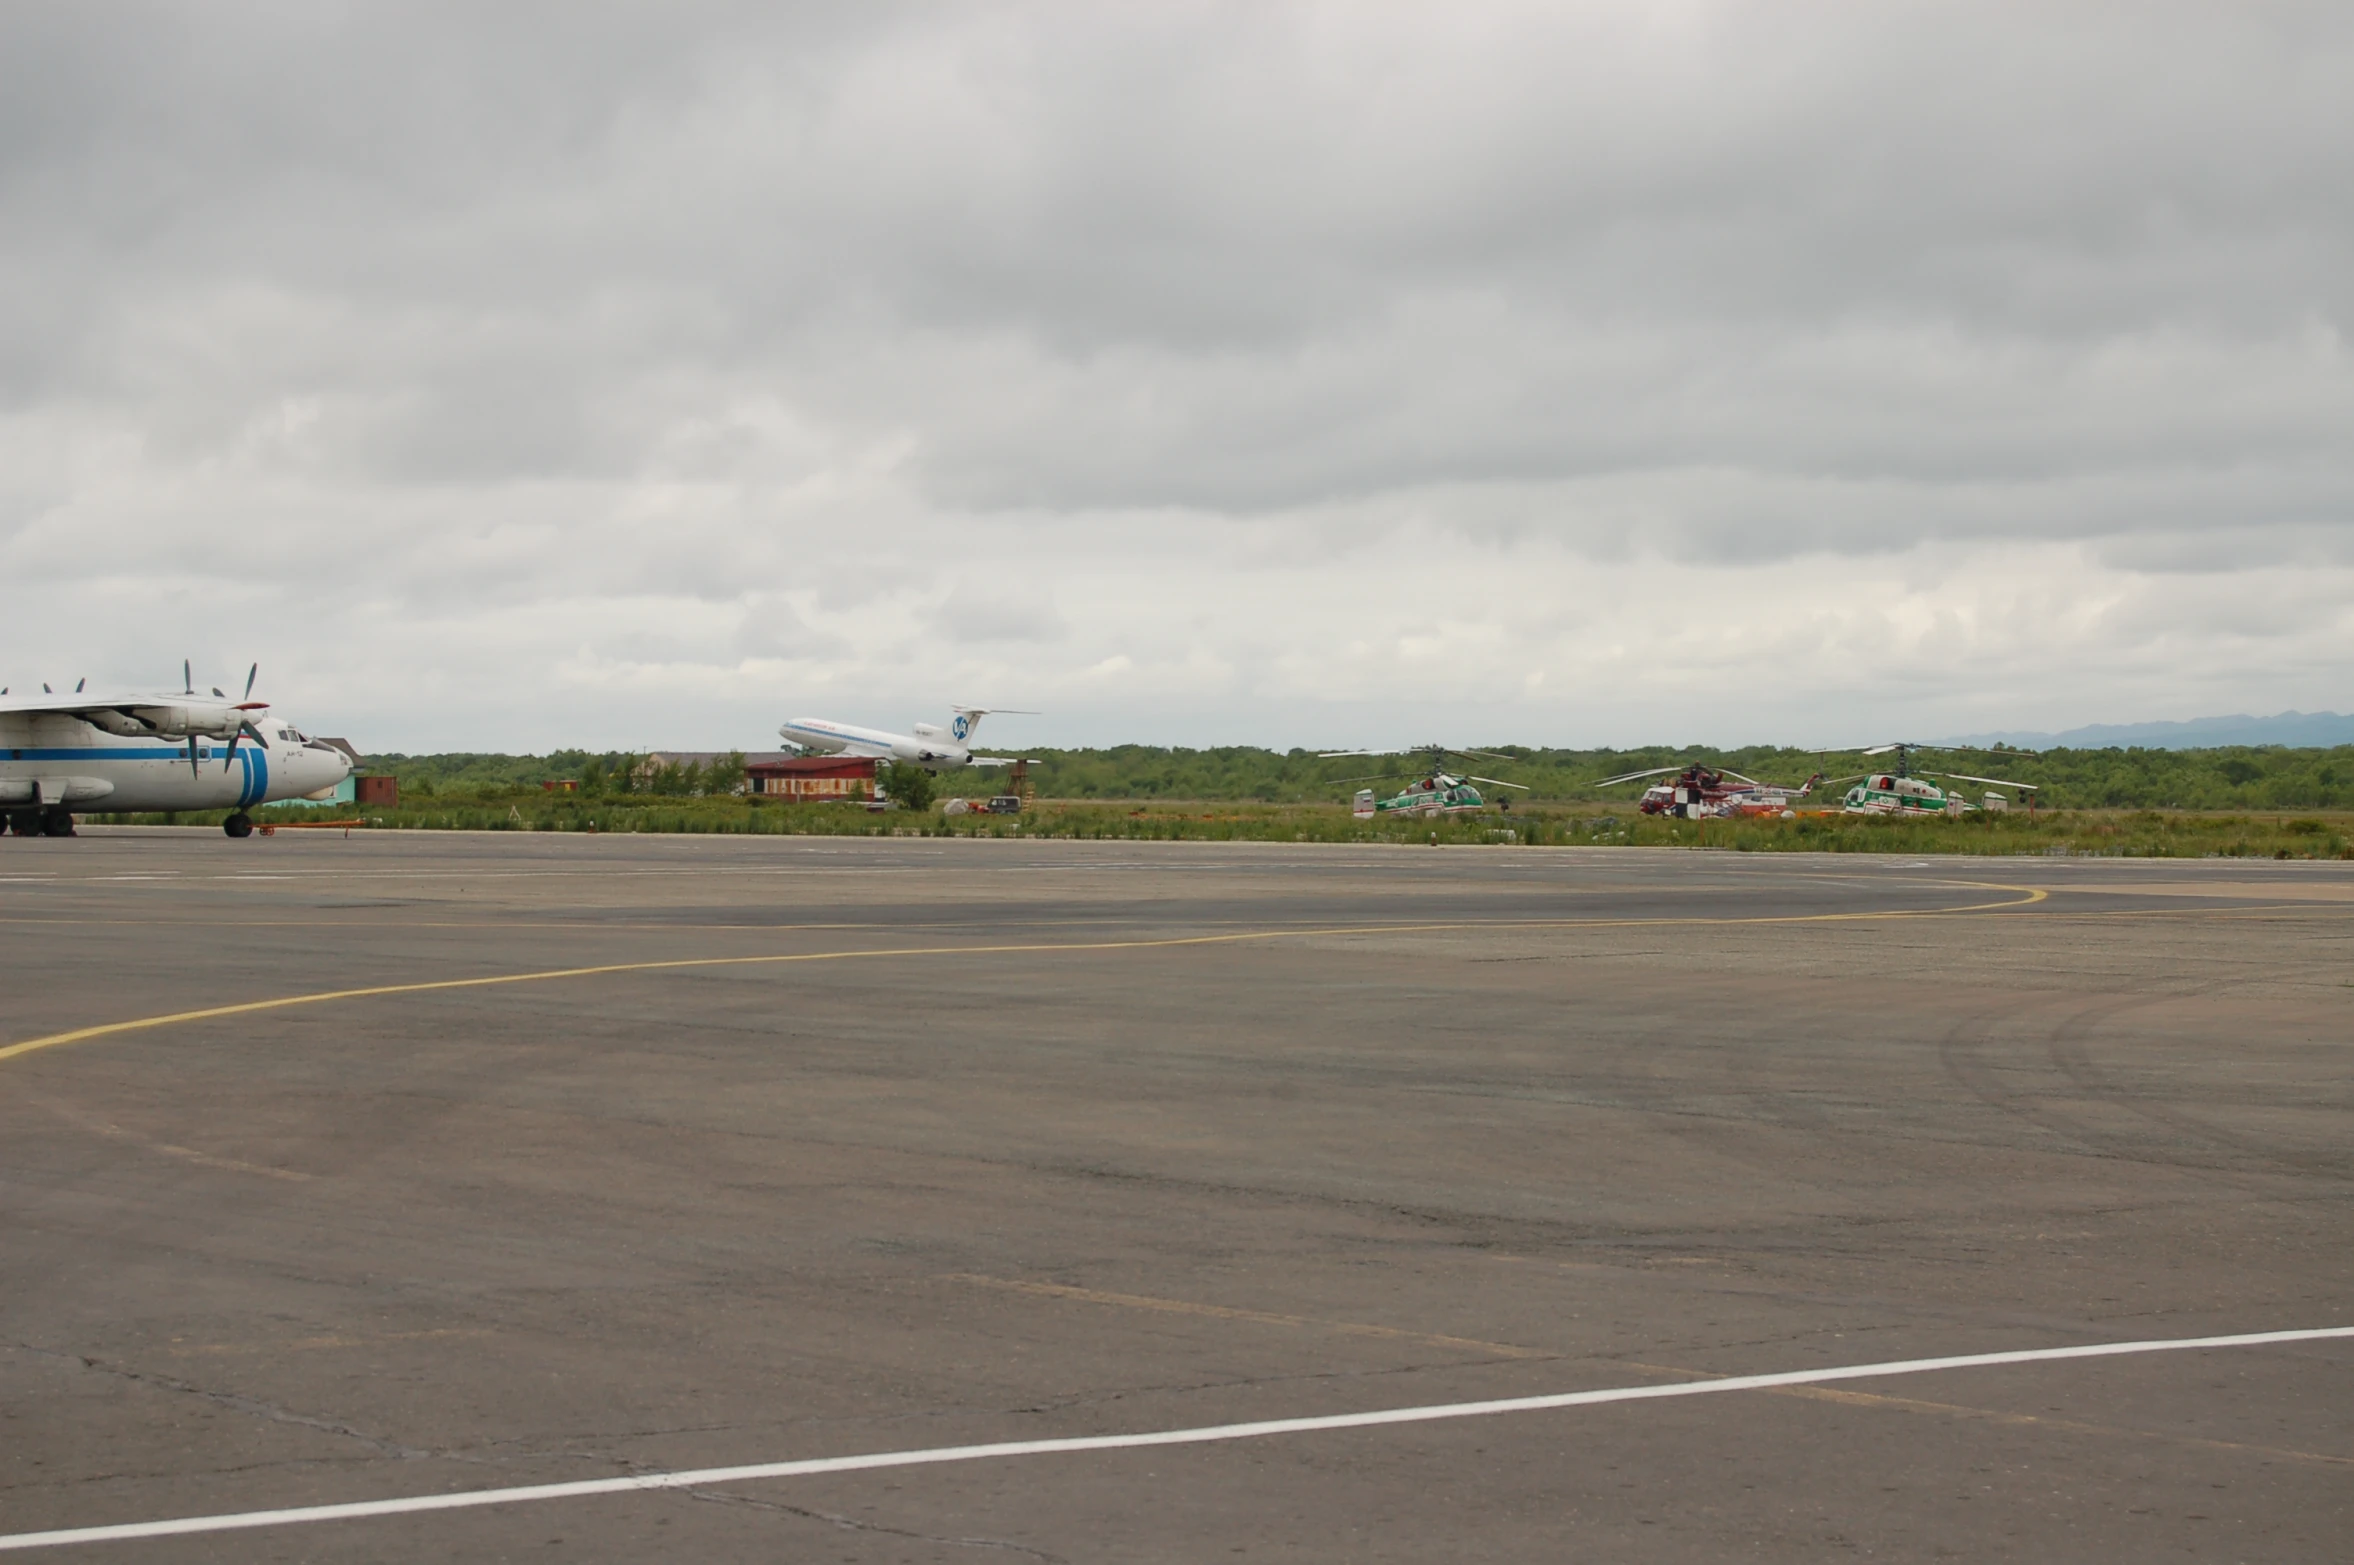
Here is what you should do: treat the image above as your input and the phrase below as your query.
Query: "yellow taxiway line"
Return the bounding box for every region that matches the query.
[0,885,2046,1069]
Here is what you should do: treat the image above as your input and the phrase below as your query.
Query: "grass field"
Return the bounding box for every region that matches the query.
[97,796,2354,858]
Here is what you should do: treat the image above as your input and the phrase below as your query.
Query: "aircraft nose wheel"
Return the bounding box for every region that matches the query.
[223,812,254,839]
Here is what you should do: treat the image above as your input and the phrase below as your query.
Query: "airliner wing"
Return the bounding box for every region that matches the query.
[0,687,148,717]
[787,734,898,760]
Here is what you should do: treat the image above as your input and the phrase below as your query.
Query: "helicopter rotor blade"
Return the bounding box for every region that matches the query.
[1923,770,2040,791]
[1594,766,1681,787]
[1464,775,1530,790]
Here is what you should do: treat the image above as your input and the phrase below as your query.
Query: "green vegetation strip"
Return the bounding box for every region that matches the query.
[368,742,2354,813]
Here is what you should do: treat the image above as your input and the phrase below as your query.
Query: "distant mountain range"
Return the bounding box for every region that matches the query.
[1942,711,2354,751]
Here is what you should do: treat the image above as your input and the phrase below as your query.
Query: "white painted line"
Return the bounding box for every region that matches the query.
[3,1325,2346,1552]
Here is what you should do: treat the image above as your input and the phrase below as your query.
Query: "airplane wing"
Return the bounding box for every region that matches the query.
[787,735,899,760]
[0,687,148,716]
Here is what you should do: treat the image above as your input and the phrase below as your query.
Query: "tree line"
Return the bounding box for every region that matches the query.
[365,742,2354,811]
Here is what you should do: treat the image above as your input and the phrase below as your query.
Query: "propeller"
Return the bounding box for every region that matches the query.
[220,664,268,771]
[187,734,201,779]
[183,659,193,696]
[74,677,84,692]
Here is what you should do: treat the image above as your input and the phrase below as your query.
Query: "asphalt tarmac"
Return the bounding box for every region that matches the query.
[2,830,2349,1561]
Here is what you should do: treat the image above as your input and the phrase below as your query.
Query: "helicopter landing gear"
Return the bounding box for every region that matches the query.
[224,812,254,839]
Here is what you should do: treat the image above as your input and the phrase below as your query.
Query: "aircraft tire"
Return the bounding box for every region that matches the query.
[223,813,254,839]
[41,809,75,837]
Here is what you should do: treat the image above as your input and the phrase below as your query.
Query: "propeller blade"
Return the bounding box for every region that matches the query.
[1860,744,1904,757]
[1465,775,1531,790]
[42,683,51,693]
[1595,766,1680,787]
[243,663,258,701]
[222,730,240,770]
[211,687,225,697]
[74,677,85,692]
[1450,747,1513,762]
[187,735,200,779]
[1317,750,1382,759]
[184,659,193,695]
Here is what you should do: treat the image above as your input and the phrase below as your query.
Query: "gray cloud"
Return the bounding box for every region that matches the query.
[0,3,2348,748]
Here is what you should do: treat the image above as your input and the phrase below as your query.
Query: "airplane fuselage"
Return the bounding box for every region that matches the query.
[0,714,353,815]
[780,716,980,771]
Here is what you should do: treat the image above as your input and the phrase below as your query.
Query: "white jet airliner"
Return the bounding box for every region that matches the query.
[0,664,355,838]
[779,706,1035,772]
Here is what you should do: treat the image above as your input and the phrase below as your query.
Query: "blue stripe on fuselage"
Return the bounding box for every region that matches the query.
[0,746,219,762]
[237,745,269,808]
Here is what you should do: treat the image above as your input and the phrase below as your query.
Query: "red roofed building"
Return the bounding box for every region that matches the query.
[745,754,879,801]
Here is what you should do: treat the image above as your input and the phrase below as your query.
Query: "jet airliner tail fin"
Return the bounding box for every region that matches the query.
[948,705,1038,745]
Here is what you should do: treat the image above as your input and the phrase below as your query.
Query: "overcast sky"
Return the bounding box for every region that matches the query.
[2,3,2347,752]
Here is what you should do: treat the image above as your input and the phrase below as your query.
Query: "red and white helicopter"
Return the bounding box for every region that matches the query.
[1595,761,1824,820]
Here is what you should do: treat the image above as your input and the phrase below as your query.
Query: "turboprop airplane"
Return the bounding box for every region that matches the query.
[778,706,1035,772]
[0,663,354,838]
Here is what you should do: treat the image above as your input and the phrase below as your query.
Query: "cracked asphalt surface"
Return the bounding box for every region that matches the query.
[2,830,2350,1560]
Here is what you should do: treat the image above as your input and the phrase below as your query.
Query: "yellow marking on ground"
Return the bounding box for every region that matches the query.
[166,1327,490,1359]
[944,1274,1553,1360]
[32,1097,312,1182]
[0,889,2047,1069]
[1615,1362,2354,1469]
[1767,1382,2354,1467]
[955,1273,2354,1472]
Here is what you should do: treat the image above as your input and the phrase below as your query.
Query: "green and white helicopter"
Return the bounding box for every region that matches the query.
[1321,745,1531,819]
[1831,742,2041,817]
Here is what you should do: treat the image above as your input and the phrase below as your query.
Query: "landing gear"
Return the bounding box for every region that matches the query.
[224,812,254,839]
[2,811,34,838]
[41,809,75,837]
